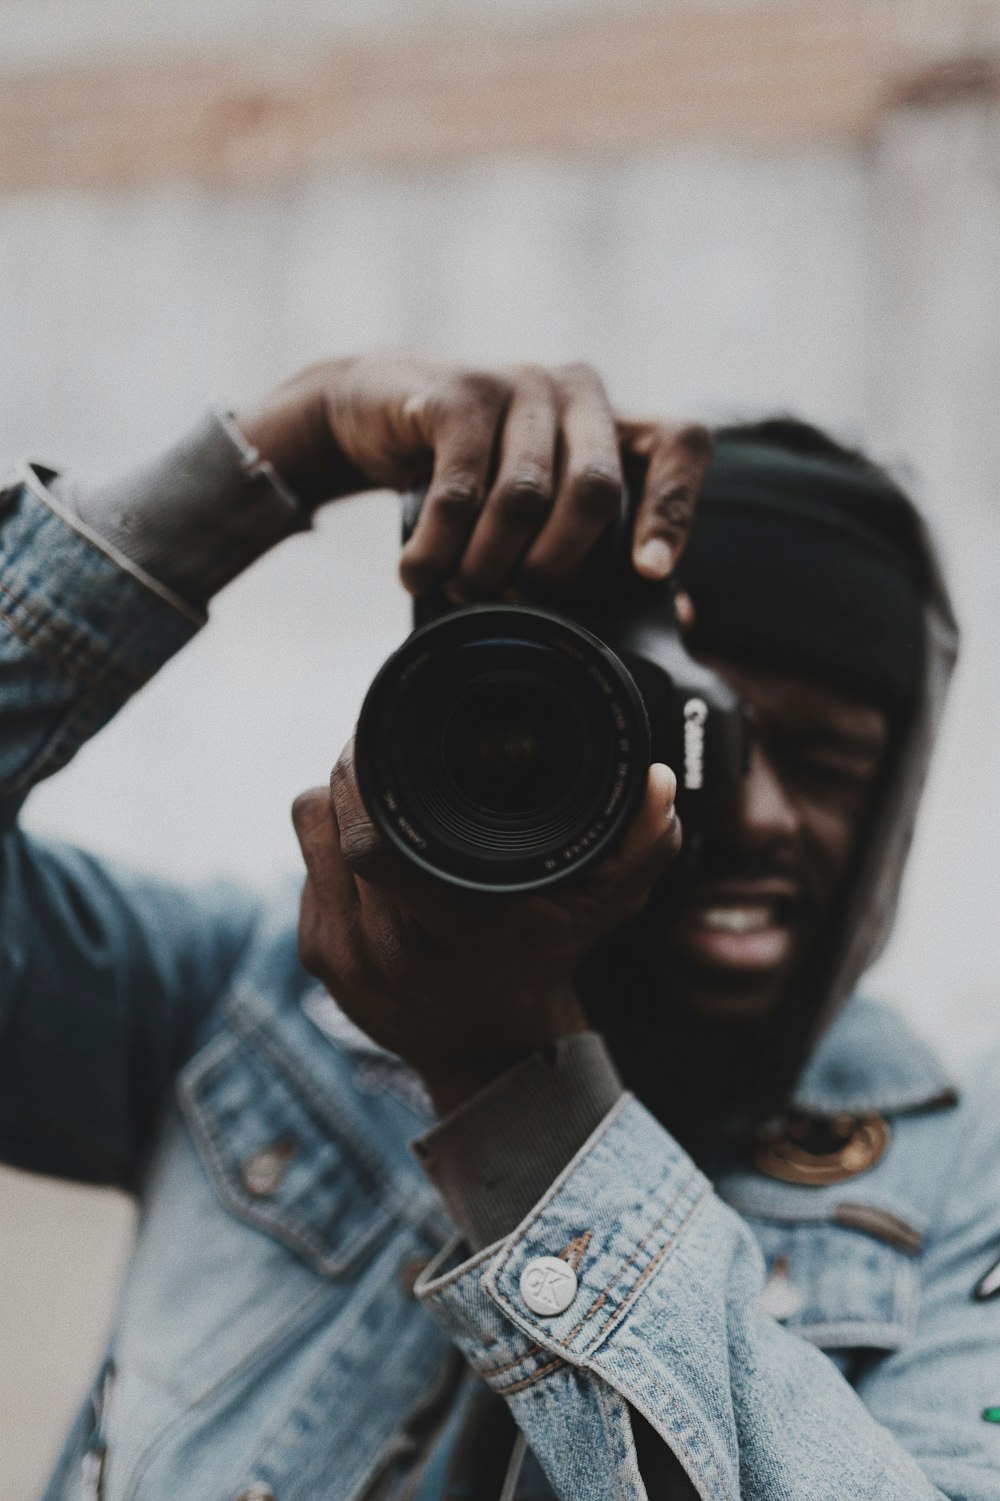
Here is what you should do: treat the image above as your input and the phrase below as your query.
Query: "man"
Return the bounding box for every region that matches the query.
[0,354,996,1501]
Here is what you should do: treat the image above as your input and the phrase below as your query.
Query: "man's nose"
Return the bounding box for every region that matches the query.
[733,739,800,849]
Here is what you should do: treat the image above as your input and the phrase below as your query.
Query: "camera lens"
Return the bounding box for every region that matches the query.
[441,669,585,817]
[355,606,650,893]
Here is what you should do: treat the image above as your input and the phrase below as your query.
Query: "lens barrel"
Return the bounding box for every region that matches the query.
[355,605,650,893]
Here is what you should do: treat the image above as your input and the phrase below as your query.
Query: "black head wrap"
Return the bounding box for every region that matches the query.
[677,435,926,712]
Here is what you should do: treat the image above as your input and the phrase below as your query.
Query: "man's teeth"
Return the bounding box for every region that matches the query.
[694,904,777,934]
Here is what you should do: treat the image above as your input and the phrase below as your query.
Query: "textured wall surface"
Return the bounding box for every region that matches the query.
[1,25,999,1495]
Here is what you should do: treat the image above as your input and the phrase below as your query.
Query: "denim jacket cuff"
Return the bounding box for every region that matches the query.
[63,409,309,610]
[3,472,201,679]
[414,1095,708,1386]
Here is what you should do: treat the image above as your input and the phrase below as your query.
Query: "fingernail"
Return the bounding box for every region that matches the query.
[635,539,673,578]
[651,762,677,803]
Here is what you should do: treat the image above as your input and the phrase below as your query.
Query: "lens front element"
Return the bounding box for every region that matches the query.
[356,607,650,893]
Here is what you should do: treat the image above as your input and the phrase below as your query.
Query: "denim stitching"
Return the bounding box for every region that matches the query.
[496,1356,564,1395]
[490,1096,633,1293]
[0,577,145,692]
[574,1178,708,1357]
[485,1343,544,1378]
[592,1378,635,1501]
[178,1030,386,1277]
[556,1166,701,1350]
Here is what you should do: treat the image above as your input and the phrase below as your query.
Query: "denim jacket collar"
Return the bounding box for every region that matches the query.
[791,995,956,1118]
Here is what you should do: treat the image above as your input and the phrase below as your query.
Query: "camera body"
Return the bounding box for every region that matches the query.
[354,491,746,893]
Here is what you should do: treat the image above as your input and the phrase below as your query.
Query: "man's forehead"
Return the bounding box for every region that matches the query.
[697,652,890,745]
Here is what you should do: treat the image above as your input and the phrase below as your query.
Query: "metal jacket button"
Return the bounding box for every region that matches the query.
[520,1256,578,1316]
[240,1139,297,1197]
[234,1485,275,1501]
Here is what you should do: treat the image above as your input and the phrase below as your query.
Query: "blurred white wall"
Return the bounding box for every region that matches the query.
[1,6,999,1494]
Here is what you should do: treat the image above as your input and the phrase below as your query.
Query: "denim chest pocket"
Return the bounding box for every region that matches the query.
[747,1216,919,1352]
[179,1024,396,1277]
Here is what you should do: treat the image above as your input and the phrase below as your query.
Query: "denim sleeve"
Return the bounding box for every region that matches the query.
[0,473,261,1188]
[414,1089,1000,1501]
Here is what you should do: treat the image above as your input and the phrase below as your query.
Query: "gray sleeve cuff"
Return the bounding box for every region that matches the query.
[57,409,309,608]
[412,1032,624,1251]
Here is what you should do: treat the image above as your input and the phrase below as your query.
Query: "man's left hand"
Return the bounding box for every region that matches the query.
[292,746,680,1114]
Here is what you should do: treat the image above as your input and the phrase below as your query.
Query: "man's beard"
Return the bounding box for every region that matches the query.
[575,850,825,1154]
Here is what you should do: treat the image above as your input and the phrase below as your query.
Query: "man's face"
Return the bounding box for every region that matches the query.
[653,655,890,1025]
[580,651,892,1132]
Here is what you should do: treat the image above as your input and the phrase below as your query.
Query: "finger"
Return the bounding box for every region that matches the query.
[620,420,712,580]
[293,784,384,1001]
[589,763,681,910]
[398,373,508,595]
[451,371,559,599]
[291,786,358,911]
[328,740,403,888]
[520,363,622,587]
[329,740,451,923]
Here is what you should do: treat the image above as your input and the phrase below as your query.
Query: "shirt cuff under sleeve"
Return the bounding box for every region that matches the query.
[413,1032,624,1251]
[57,408,309,609]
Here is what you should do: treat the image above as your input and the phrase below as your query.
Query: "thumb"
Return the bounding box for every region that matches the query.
[614,763,682,881]
[582,763,682,922]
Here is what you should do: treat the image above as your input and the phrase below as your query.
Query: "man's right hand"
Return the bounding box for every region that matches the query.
[236,354,711,599]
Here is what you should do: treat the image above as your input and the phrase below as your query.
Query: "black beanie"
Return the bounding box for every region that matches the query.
[677,435,926,711]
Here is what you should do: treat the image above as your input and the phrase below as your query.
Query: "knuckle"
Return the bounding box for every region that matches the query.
[427,478,482,523]
[510,361,550,390]
[556,359,601,390]
[452,369,507,410]
[329,753,356,809]
[494,469,551,525]
[568,464,622,521]
[675,422,713,464]
[339,819,378,871]
[398,550,439,594]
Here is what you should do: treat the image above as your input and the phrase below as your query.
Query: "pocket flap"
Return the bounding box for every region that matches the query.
[179,1027,394,1277]
[749,1217,918,1350]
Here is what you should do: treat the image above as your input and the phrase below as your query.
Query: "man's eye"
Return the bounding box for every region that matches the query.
[782,744,880,791]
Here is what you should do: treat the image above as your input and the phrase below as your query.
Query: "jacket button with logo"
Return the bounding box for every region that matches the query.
[520,1256,578,1316]
[234,1486,275,1501]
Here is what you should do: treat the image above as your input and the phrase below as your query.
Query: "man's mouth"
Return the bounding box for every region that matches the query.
[665,881,803,974]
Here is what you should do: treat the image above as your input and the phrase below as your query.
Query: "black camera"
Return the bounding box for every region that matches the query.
[354,489,746,894]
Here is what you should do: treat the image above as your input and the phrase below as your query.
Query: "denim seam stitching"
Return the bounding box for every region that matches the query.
[568,1169,706,1355]
[486,1342,544,1378]
[178,1030,384,1277]
[0,586,122,690]
[495,1356,564,1395]
[488,1095,635,1295]
[593,1377,636,1501]
[0,569,173,697]
[225,988,401,1206]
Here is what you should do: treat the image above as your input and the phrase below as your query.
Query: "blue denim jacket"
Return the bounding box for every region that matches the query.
[2,474,999,1501]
